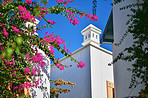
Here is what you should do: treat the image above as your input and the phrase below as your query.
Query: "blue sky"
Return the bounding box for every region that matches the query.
[37,0,112,59]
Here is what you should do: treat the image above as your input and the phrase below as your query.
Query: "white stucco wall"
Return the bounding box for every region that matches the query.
[51,46,91,98]
[24,19,50,97]
[113,0,145,97]
[90,45,113,98]
[51,43,113,98]
[31,49,50,98]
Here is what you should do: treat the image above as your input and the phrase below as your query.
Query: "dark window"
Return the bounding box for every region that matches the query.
[85,35,87,40]
[93,33,94,37]
[88,34,90,38]
[96,35,98,39]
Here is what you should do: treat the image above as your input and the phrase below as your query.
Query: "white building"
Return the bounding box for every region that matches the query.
[31,48,50,98]
[51,24,114,98]
[26,20,51,98]
[101,0,146,97]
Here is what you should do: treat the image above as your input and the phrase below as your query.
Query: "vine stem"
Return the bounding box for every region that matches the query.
[128,83,140,97]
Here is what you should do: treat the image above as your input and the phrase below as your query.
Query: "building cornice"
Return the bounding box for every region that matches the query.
[51,44,112,66]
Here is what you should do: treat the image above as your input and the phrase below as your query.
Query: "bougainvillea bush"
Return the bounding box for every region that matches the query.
[0,0,98,97]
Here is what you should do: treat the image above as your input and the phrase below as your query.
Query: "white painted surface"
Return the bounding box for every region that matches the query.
[31,49,50,98]
[26,19,50,98]
[51,25,113,98]
[82,24,101,47]
[90,45,113,98]
[112,0,145,97]
[51,46,91,98]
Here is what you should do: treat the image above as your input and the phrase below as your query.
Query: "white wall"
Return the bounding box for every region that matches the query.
[31,49,50,98]
[90,45,113,98]
[51,46,91,98]
[113,0,145,97]
[25,19,50,98]
[51,43,113,98]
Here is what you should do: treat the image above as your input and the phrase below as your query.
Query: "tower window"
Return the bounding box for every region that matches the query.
[92,33,94,37]
[88,34,90,38]
[85,35,87,40]
[96,35,98,39]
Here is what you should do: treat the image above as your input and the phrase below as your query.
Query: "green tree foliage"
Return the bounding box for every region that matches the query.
[0,0,98,97]
[113,0,148,96]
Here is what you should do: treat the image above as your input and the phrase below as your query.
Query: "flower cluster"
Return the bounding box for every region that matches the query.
[3,28,8,37]
[38,7,49,20]
[24,67,31,74]
[5,59,15,67]
[18,5,36,22]
[86,13,98,21]
[44,32,65,46]
[0,44,4,50]
[49,46,55,55]
[79,11,85,18]
[0,23,5,27]
[2,0,11,4]
[2,55,39,92]
[11,26,22,35]
[32,68,37,75]
[56,62,64,70]
[12,26,19,33]
[0,23,8,37]
[50,78,75,97]
[65,9,79,25]
[77,61,86,68]
[63,45,72,55]
[56,0,71,6]
[13,79,40,91]
[0,0,96,97]
[26,0,32,5]
[26,53,45,67]
[48,19,55,25]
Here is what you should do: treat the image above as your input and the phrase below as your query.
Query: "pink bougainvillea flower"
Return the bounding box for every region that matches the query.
[70,52,72,55]
[26,54,30,61]
[0,23,5,27]
[86,13,98,21]
[0,44,4,50]
[24,67,30,74]
[22,82,32,88]
[3,28,8,37]
[32,68,37,75]
[77,61,85,68]
[60,66,64,70]
[26,0,32,5]
[8,82,12,86]
[2,0,11,4]
[35,79,40,86]
[48,19,55,25]
[11,55,15,58]
[56,0,71,5]
[18,5,35,22]
[63,45,66,51]
[26,53,45,67]
[45,32,49,35]
[13,86,18,90]
[56,62,64,70]
[12,26,19,33]
[65,9,79,25]
[67,49,69,52]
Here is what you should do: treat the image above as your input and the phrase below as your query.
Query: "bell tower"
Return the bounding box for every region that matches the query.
[81,24,101,47]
